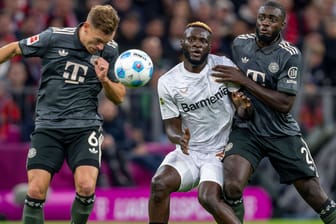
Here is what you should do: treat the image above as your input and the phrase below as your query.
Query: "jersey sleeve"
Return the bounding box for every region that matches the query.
[277,52,302,95]
[18,28,52,57]
[157,77,180,120]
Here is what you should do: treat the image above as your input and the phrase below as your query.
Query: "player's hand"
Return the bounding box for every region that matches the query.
[231,91,251,109]
[180,128,190,155]
[215,150,225,162]
[94,57,110,83]
[211,65,246,85]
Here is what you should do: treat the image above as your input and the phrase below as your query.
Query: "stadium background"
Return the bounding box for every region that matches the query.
[0,0,335,223]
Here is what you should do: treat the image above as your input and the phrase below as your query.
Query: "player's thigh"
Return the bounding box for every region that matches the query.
[74,165,99,193]
[28,128,65,174]
[224,127,264,173]
[159,149,200,192]
[66,126,103,172]
[267,135,318,184]
[199,152,224,188]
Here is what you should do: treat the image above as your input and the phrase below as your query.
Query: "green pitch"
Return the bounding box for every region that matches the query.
[0,220,323,224]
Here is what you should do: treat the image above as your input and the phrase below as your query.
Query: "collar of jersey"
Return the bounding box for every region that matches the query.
[253,34,283,55]
[73,23,86,50]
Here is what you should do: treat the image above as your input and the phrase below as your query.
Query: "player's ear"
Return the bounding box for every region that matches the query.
[282,20,286,28]
[180,39,184,47]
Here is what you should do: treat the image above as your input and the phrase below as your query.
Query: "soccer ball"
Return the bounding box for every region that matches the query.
[114,49,154,88]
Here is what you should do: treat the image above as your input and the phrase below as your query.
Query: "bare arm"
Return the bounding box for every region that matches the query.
[0,42,22,63]
[94,57,126,104]
[163,117,190,155]
[212,65,295,113]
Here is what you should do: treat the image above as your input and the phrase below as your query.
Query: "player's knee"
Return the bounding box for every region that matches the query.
[224,181,244,199]
[76,179,96,196]
[150,176,171,201]
[27,184,48,199]
[198,192,217,209]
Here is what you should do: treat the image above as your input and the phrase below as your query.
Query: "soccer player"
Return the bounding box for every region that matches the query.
[148,21,252,224]
[0,5,125,224]
[212,1,336,223]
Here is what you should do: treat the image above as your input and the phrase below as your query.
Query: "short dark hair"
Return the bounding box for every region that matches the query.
[262,1,286,20]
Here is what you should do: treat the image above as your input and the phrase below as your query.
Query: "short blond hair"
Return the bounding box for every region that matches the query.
[186,21,212,34]
[87,5,120,35]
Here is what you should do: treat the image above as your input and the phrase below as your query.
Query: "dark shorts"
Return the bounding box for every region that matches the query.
[27,127,103,174]
[224,127,318,184]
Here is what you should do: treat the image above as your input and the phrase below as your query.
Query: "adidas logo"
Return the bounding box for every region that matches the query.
[58,49,68,56]
[241,57,249,63]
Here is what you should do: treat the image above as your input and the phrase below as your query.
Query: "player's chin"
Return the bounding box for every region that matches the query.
[189,58,204,66]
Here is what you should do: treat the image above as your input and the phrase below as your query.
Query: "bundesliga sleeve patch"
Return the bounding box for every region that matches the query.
[27,35,40,45]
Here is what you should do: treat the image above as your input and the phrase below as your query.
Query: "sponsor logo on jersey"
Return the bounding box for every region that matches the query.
[27,35,39,45]
[268,62,279,73]
[288,67,298,79]
[181,87,229,112]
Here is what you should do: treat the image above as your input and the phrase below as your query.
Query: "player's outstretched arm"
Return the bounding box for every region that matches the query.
[231,91,254,120]
[0,42,22,63]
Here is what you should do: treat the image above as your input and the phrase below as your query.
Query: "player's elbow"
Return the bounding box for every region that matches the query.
[274,94,295,113]
[110,96,124,105]
[274,102,293,114]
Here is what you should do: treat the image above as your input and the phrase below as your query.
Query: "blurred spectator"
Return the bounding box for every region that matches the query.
[22,0,51,35]
[302,32,326,86]
[98,96,135,187]
[46,0,78,27]
[0,10,18,79]
[75,0,105,22]
[279,0,301,45]
[301,1,324,35]
[299,84,323,136]
[6,61,36,142]
[0,80,21,142]
[141,36,171,89]
[238,0,263,28]
[144,17,166,40]
[162,16,187,65]
[115,11,144,53]
[140,36,170,141]
[107,0,143,21]
[98,96,163,186]
[322,17,336,86]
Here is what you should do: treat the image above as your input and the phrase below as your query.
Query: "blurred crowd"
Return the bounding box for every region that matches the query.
[1,0,336,219]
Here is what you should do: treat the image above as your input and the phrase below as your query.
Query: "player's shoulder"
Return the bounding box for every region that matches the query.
[277,39,301,56]
[208,54,236,67]
[158,63,181,84]
[105,40,118,49]
[50,27,76,36]
[233,33,256,46]
[102,40,119,57]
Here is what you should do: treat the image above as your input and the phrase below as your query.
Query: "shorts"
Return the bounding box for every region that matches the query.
[224,127,319,184]
[160,148,224,192]
[27,127,104,175]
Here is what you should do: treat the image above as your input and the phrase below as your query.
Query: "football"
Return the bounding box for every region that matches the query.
[114,49,154,88]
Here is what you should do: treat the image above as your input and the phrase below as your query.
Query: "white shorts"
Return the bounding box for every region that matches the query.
[159,148,224,192]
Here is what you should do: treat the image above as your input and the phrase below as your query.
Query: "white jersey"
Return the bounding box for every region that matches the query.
[158,54,236,153]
